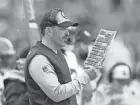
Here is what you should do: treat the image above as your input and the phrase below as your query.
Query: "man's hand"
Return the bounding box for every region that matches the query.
[84,66,102,80]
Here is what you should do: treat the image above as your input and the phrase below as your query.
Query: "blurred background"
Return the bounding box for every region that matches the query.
[0,0,140,105]
[1,0,140,65]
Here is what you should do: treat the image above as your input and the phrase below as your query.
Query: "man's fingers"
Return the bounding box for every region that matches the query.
[97,65,103,69]
[83,66,102,80]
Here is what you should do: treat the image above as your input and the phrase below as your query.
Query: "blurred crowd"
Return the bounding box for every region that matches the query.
[0,0,140,105]
[0,29,140,105]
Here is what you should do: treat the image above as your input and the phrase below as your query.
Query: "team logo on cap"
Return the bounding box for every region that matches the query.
[61,12,68,19]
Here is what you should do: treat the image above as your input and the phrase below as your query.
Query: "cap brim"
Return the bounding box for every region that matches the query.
[58,21,79,28]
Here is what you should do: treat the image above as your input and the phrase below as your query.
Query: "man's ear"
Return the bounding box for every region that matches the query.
[45,27,52,36]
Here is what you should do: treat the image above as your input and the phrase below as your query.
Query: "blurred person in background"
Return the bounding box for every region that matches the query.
[0,37,16,73]
[108,62,132,93]
[74,29,95,67]
[84,62,132,105]
[105,62,140,105]
[73,30,100,105]
[2,70,26,105]
[16,47,30,71]
[104,62,132,105]
[0,37,16,105]
[2,47,30,105]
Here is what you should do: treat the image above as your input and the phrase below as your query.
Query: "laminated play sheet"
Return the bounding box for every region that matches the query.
[84,29,117,71]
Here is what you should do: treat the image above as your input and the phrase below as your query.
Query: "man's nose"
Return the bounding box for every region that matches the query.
[65,30,70,36]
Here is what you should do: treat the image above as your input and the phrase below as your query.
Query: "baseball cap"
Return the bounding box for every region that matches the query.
[40,9,79,34]
[112,65,131,79]
[0,37,16,56]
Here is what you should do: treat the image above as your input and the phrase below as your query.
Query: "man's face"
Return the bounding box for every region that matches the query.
[51,26,71,47]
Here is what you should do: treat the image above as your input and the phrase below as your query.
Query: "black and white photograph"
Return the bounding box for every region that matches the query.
[0,0,140,105]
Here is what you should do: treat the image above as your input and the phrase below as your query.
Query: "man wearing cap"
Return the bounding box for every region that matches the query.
[103,62,132,105]
[23,1,100,105]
